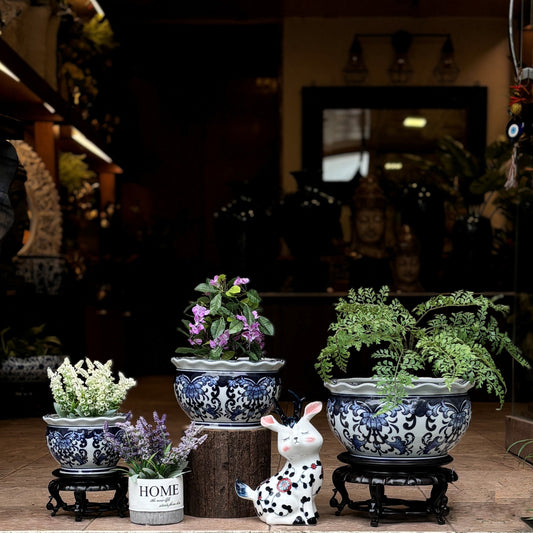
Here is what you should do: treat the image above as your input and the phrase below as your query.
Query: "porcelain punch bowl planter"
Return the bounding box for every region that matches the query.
[325,378,473,466]
[0,355,65,383]
[172,357,285,428]
[43,413,127,475]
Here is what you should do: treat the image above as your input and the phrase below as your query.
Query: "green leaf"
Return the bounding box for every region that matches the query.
[228,319,243,335]
[211,317,225,339]
[195,282,215,293]
[246,289,261,307]
[226,285,241,297]
[210,293,222,314]
[242,303,254,324]
[258,316,274,336]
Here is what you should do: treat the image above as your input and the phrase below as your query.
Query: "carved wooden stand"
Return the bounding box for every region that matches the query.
[46,468,129,522]
[330,453,458,527]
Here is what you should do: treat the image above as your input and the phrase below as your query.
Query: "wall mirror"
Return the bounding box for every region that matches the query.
[300,86,493,293]
[301,86,487,202]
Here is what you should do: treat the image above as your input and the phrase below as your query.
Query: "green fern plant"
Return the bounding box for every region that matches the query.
[315,286,530,409]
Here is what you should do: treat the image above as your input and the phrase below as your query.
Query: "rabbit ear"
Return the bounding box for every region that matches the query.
[303,401,322,420]
[261,414,283,432]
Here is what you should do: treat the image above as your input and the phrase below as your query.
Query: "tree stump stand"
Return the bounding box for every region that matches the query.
[184,427,271,518]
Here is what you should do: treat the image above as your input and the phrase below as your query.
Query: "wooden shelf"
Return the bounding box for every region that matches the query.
[0,37,119,171]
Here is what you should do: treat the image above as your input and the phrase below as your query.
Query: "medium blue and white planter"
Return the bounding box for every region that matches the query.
[43,413,127,475]
[171,357,285,429]
[325,378,473,465]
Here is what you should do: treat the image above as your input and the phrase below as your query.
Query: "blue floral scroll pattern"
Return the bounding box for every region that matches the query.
[226,376,279,422]
[327,394,472,459]
[45,426,121,470]
[174,372,280,425]
[174,374,222,421]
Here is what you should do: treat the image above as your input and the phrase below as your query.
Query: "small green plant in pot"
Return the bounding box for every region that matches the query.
[0,324,62,360]
[172,274,285,428]
[316,286,531,464]
[0,323,63,385]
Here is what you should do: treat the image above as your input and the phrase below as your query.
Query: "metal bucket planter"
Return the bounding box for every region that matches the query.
[171,357,285,429]
[43,413,127,475]
[128,476,184,525]
[325,378,473,466]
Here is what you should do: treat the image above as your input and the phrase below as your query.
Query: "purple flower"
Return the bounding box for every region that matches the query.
[192,305,210,321]
[236,313,265,346]
[209,330,230,349]
[234,277,249,286]
[209,275,220,287]
[103,411,207,479]
[189,322,205,335]
[188,304,209,340]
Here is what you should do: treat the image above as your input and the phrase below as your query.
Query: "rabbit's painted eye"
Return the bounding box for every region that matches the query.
[283,437,290,441]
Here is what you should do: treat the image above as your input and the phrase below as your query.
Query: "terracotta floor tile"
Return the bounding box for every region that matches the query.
[1,376,532,532]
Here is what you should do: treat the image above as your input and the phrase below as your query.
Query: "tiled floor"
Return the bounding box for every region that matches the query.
[1,375,533,532]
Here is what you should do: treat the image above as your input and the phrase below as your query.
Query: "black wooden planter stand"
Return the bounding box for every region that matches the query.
[46,468,129,522]
[330,453,458,527]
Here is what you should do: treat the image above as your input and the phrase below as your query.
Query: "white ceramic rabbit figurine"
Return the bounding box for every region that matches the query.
[235,400,323,525]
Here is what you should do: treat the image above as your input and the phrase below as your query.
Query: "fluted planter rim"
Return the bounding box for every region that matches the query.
[324,377,474,396]
[171,356,285,372]
[42,413,128,427]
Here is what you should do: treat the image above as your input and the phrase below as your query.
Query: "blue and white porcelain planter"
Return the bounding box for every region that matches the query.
[171,357,285,429]
[43,413,127,475]
[0,355,65,383]
[325,378,473,465]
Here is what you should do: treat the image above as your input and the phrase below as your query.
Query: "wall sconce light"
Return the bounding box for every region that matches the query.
[388,30,413,84]
[433,36,460,83]
[343,31,459,84]
[343,36,369,84]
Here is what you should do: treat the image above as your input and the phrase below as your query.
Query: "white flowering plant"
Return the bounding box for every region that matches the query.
[47,357,137,418]
[175,274,275,361]
[103,411,207,479]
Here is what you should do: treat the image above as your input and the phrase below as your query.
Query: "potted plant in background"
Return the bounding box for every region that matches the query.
[0,323,64,417]
[0,323,63,382]
[172,274,284,428]
[43,357,136,475]
[104,411,207,525]
[315,285,530,465]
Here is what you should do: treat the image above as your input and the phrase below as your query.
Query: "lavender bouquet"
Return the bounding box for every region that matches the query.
[104,411,207,479]
[175,274,274,361]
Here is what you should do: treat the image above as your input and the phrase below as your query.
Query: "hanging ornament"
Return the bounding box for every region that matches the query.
[505,0,533,188]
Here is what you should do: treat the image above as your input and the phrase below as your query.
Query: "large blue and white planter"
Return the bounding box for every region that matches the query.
[325,378,473,465]
[43,413,127,475]
[171,357,285,429]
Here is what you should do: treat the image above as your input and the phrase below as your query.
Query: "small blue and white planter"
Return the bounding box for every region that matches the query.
[43,413,127,475]
[171,357,285,429]
[0,355,65,383]
[325,378,473,465]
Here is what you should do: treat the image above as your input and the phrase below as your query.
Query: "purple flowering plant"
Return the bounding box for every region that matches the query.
[103,411,207,480]
[175,274,275,361]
